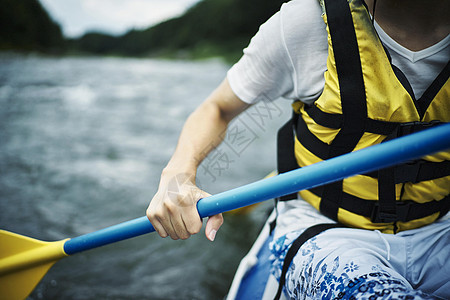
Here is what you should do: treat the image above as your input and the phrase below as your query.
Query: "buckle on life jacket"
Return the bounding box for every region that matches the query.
[371,201,412,223]
[397,120,442,137]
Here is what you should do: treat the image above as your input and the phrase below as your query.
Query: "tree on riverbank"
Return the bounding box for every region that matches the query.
[0,0,65,52]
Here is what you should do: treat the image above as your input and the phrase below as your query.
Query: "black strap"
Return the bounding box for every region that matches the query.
[319,0,368,221]
[382,120,444,142]
[323,0,367,154]
[296,114,449,184]
[274,223,346,300]
[417,61,450,118]
[372,195,450,223]
[308,187,450,223]
[277,117,299,201]
[295,114,330,160]
[377,167,398,223]
[304,104,401,135]
[374,119,447,224]
[392,64,417,102]
[304,104,448,138]
[365,160,450,184]
[297,116,447,162]
[304,104,342,129]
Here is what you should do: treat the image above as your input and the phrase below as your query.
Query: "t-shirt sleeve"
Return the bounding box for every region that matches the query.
[227,6,294,104]
[227,0,328,105]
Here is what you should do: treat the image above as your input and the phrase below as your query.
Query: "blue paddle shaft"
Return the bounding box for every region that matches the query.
[64,123,450,255]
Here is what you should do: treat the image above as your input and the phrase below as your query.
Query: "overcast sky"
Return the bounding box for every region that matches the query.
[39,0,200,38]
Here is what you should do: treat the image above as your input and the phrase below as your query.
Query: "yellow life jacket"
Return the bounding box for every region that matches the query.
[278,0,450,233]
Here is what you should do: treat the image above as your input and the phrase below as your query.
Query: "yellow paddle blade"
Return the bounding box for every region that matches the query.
[0,230,69,300]
[0,261,56,300]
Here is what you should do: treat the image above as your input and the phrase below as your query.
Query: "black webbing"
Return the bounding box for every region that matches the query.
[304,104,342,129]
[308,187,450,223]
[417,61,450,118]
[304,104,402,135]
[377,167,398,223]
[297,113,448,169]
[365,160,450,184]
[295,114,330,160]
[274,223,346,300]
[392,64,416,102]
[320,0,368,221]
[277,117,299,201]
[298,110,450,184]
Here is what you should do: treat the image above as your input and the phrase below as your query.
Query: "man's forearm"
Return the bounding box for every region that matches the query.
[164,100,230,176]
[163,78,249,178]
[147,78,249,240]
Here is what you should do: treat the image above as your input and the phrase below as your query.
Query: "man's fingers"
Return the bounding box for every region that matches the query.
[147,177,218,241]
[170,213,191,240]
[146,207,169,238]
[181,190,210,236]
[181,207,203,236]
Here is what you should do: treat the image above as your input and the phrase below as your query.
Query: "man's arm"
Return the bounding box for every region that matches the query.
[146,78,250,241]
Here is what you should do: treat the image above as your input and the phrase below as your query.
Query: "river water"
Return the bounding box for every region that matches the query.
[0,54,289,299]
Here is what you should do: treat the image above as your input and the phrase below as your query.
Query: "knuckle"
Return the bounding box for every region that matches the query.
[151,208,164,220]
[178,231,191,240]
[179,234,190,240]
[155,227,167,238]
[146,210,158,223]
[163,201,177,213]
[187,222,202,235]
[174,223,191,240]
[187,228,199,236]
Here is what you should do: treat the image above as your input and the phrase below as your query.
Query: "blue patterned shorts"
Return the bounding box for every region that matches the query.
[269,219,450,299]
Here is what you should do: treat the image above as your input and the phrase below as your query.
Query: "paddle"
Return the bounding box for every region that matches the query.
[1,123,450,300]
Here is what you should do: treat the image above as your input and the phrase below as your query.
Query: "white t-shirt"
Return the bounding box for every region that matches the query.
[227,0,450,238]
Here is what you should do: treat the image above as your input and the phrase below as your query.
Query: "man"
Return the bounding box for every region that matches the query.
[147,0,449,298]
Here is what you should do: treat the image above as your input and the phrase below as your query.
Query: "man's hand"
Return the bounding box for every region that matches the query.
[146,170,223,241]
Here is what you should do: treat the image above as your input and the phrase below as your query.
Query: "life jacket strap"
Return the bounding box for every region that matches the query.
[295,115,450,181]
[273,223,346,300]
[308,186,450,223]
[383,120,444,141]
[276,115,298,202]
[417,61,450,118]
[365,160,450,184]
[370,196,450,224]
[320,0,369,221]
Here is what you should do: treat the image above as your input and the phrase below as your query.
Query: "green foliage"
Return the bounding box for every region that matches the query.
[0,0,65,52]
[1,0,287,61]
[71,33,119,55]
[72,0,288,62]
